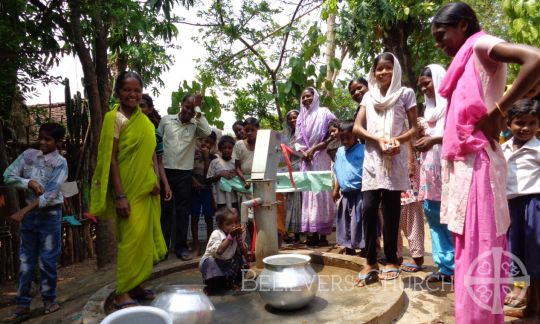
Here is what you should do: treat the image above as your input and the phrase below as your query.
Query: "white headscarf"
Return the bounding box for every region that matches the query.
[422,64,447,137]
[365,53,405,173]
[366,52,405,140]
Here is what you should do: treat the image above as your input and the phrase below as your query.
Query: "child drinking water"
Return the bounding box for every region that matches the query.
[501,99,540,319]
[333,120,365,256]
[353,52,418,285]
[207,135,238,210]
[199,207,248,293]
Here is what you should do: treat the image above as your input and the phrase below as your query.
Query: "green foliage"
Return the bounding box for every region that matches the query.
[107,1,181,95]
[340,0,449,86]
[0,0,62,120]
[502,0,540,46]
[231,80,281,130]
[168,78,224,129]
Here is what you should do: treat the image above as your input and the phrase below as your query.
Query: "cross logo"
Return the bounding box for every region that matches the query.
[464,247,530,314]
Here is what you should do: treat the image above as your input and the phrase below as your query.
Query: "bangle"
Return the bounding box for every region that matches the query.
[226,234,234,241]
[116,194,127,200]
[495,102,507,118]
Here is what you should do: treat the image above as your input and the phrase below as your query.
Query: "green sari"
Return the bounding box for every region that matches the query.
[90,105,167,294]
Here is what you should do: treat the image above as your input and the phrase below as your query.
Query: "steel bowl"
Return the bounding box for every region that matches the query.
[150,285,214,324]
[258,254,318,310]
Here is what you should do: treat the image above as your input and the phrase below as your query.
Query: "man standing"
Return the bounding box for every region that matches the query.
[158,93,212,260]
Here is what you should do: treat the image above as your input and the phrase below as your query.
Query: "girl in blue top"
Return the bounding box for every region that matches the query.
[332,120,365,256]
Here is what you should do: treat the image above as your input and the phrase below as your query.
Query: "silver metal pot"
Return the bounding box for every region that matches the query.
[258,254,318,310]
[150,285,214,324]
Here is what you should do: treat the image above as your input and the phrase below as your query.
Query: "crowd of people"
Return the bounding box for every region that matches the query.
[2,1,540,323]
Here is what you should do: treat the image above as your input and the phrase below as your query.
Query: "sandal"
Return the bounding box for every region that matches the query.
[114,300,138,310]
[5,306,30,322]
[380,268,401,280]
[424,272,453,283]
[400,262,426,273]
[354,270,379,287]
[43,302,60,315]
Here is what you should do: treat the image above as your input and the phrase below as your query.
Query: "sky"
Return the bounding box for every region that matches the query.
[26,1,353,132]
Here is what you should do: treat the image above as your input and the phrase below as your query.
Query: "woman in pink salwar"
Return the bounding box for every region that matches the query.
[295,87,337,246]
[431,2,540,323]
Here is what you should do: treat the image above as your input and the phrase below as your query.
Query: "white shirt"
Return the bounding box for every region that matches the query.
[157,112,212,170]
[199,229,238,268]
[207,156,237,205]
[502,137,540,199]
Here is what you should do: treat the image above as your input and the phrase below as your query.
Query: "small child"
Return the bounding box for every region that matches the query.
[191,132,218,256]
[3,123,68,320]
[207,135,238,210]
[233,117,259,250]
[325,120,341,162]
[332,120,365,256]
[397,142,425,272]
[501,99,540,318]
[199,207,248,293]
[232,120,246,141]
[233,117,258,190]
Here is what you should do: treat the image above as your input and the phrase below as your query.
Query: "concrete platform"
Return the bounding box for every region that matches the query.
[82,252,406,324]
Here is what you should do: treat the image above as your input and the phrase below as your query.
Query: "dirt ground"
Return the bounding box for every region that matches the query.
[0,258,113,324]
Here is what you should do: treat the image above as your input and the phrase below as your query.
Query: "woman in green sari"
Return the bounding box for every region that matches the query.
[90,71,167,308]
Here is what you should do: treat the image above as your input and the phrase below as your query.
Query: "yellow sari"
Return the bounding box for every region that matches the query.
[90,105,167,294]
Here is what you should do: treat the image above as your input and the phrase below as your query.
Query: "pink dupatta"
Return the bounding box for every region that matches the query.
[439,31,489,161]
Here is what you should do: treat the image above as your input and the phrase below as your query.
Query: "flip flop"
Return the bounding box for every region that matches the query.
[400,262,426,273]
[355,269,379,287]
[114,300,139,310]
[380,268,401,280]
[43,302,60,315]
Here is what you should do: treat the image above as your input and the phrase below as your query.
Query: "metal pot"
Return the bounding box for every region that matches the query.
[150,285,214,324]
[258,254,318,310]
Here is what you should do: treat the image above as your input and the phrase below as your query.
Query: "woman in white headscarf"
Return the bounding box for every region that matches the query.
[295,87,337,246]
[280,110,302,243]
[414,64,455,282]
[353,52,418,285]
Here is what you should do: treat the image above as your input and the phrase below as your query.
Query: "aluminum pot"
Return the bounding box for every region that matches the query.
[150,285,214,324]
[258,254,318,310]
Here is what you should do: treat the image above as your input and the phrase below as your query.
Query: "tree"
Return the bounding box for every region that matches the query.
[18,0,194,268]
[192,0,324,124]
[0,0,64,222]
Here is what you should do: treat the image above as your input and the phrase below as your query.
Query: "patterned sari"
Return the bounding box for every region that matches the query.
[90,105,167,294]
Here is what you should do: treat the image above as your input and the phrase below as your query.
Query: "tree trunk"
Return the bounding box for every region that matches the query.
[68,0,117,269]
[323,13,337,97]
[270,72,283,124]
[382,20,415,88]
